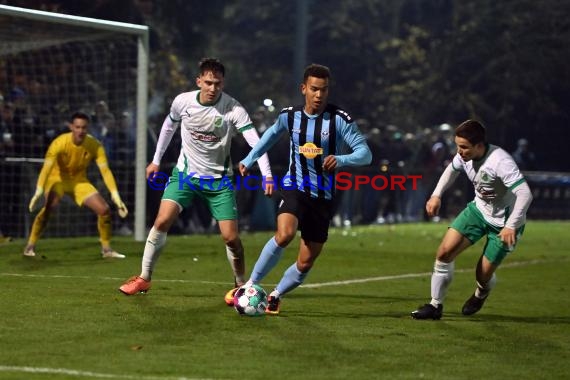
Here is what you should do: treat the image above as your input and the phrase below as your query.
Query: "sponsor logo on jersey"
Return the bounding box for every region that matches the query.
[299,142,323,159]
[190,131,220,142]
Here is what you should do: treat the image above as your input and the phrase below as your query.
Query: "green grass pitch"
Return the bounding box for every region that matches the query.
[1,221,569,379]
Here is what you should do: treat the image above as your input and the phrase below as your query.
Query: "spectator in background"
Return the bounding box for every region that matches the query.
[512,138,537,171]
[7,84,43,157]
[425,124,455,221]
[374,128,412,224]
[0,99,16,157]
[334,118,374,227]
[0,98,19,237]
[91,101,112,137]
[357,126,386,224]
[251,106,269,134]
[90,100,118,160]
[118,111,136,160]
[400,128,435,222]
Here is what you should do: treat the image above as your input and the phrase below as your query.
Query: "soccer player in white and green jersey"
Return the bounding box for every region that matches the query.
[119,58,274,298]
[412,119,533,320]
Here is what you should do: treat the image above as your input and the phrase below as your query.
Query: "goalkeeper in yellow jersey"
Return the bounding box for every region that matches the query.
[23,112,128,258]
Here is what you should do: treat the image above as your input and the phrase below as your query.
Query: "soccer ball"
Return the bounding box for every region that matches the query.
[233,284,268,316]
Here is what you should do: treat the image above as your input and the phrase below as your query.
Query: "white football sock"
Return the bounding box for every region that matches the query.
[140,226,167,281]
[430,260,454,306]
[226,244,245,285]
[475,273,497,299]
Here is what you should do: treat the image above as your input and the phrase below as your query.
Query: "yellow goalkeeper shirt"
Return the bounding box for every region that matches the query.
[36,132,118,193]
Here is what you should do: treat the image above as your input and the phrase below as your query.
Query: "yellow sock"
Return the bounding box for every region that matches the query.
[98,214,112,248]
[28,208,49,245]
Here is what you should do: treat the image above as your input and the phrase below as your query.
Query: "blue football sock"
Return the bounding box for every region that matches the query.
[275,263,308,296]
[250,237,284,283]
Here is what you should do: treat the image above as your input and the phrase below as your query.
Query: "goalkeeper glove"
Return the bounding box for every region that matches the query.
[111,191,129,218]
[28,187,44,213]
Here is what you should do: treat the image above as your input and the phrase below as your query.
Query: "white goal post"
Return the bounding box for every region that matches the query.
[0,4,149,241]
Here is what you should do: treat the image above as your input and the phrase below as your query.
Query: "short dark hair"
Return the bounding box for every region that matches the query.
[198,57,225,77]
[303,63,331,83]
[455,119,486,145]
[70,111,90,123]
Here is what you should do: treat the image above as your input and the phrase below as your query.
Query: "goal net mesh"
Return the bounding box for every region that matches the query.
[0,11,139,239]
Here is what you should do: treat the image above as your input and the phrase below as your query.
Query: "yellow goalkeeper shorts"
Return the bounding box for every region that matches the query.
[45,179,99,206]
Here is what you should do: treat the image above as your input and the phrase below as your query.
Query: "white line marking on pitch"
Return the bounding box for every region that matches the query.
[302,258,560,288]
[0,365,217,380]
[1,258,562,289]
[0,273,228,285]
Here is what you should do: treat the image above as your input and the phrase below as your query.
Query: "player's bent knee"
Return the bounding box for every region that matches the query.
[275,232,295,247]
[223,236,241,248]
[296,261,314,273]
[436,242,465,262]
[435,249,455,262]
[153,217,175,232]
[99,207,111,216]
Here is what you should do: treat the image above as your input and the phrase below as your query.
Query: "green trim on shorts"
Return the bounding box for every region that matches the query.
[222,155,230,178]
[450,201,525,265]
[162,168,238,220]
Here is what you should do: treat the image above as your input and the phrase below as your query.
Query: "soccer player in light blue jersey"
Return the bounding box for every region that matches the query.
[411,119,533,320]
[235,63,372,314]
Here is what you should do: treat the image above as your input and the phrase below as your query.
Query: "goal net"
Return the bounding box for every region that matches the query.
[0,5,148,241]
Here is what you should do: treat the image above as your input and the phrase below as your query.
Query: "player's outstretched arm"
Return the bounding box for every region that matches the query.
[95,146,128,218]
[430,163,460,201]
[241,127,275,197]
[29,155,56,213]
[334,121,372,168]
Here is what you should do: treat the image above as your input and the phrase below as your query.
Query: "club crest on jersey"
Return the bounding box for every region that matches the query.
[213,116,223,128]
[299,142,323,159]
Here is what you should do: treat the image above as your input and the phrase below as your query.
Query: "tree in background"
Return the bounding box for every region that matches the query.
[4,0,569,170]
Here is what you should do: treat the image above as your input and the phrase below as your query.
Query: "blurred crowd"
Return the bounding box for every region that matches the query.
[0,43,533,236]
